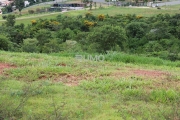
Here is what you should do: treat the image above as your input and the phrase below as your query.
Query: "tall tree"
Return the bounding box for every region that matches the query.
[5,14,16,27]
[15,0,24,15]
[89,1,92,10]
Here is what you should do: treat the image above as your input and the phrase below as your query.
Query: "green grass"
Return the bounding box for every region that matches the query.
[161,4,180,10]
[0,4,180,25]
[0,51,180,119]
[64,5,180,17]
[50,51,180,67]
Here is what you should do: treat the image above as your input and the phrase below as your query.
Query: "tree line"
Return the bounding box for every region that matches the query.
[0,13,180,61]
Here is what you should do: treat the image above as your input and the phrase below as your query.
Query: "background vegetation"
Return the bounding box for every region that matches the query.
[0,7,180,61]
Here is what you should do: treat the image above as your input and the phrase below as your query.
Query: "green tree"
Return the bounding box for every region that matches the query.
[22,38,39,53]
[15,0,24,15]
[0,35,9,50]
[1,5,12,14]
[4,14,16,27]
[89,1,93,10]
[126,22,149,51]
[94,2,97,9]
[42,39,61,53]
[147,21,172,41]
[56,28,75,42]
[143,0,148,6]
[86,25,127,53]
[126,22,149,39]
[35,29,52,52]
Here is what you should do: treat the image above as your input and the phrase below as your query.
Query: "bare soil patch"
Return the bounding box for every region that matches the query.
[132,69,180,90]
[53,74,93,86]
[112,67,170,80]
[0,63,16,75]
[131,69,169,80]
[41,66,180,88]
[112,68,180,90]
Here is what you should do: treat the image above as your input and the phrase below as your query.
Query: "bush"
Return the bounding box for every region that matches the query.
[36,8,41,13]
[98,14,105,21]
[126,22,149,39]
[56,28,75,42]
[2,15,7,19]
[42,39,61,53]
[86,25,127,53]
[144,41,163,52]
[22,38,39,53]
[36,29,51,46]
[85,12,97,21]
[35,29,52,52]
[0,35,9,50]
[4,14,16,27]
[28,10,35,14]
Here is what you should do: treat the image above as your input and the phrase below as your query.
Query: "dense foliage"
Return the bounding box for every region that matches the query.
[1,13,180,61]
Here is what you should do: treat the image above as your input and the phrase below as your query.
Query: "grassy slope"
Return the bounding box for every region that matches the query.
[0,4,180,25]
[0,51,180,119]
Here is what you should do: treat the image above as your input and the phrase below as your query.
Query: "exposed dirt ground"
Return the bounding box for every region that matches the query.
[52,66,180,88]
[0,63,16,75]
[1,61,178,88]
[112,68,170,80]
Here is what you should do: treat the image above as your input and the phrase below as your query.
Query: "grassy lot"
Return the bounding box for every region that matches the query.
[63,5,180,17]
[0,4,180,25]
[0,51,180,119]
[161,4,180,10]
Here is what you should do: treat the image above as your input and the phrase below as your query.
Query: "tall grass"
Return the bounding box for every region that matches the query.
[50,51,180,67]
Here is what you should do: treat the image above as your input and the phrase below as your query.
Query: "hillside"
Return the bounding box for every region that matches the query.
[0,51,180,119]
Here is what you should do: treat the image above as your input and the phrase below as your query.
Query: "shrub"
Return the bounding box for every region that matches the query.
[86,25,127,53]
[0,35,9,50]
[31,20,37,25]
[36,8,41,13]
[98,14,105,21]
[56,28,75,42]
[148,21,172,40]
[144,41,163,52]
[28,10,35,14]
[85,12,96,21]
[2,15,7,19]
[126,22,149,39]
[35,29,52,52]
[42,39,61,53]
[85,12,92,18]
[84,20,96,27]
[136,15,143,19]
[22,38,39,53]
[4,14,16,27]
[48,20,60,31]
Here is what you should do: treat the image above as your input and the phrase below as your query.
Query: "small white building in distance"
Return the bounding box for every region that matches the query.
[24,1,30,7]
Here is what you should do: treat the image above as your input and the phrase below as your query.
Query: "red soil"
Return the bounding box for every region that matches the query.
[131,69,169,80]
[54,74,93,86]
[0,63,16,75]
